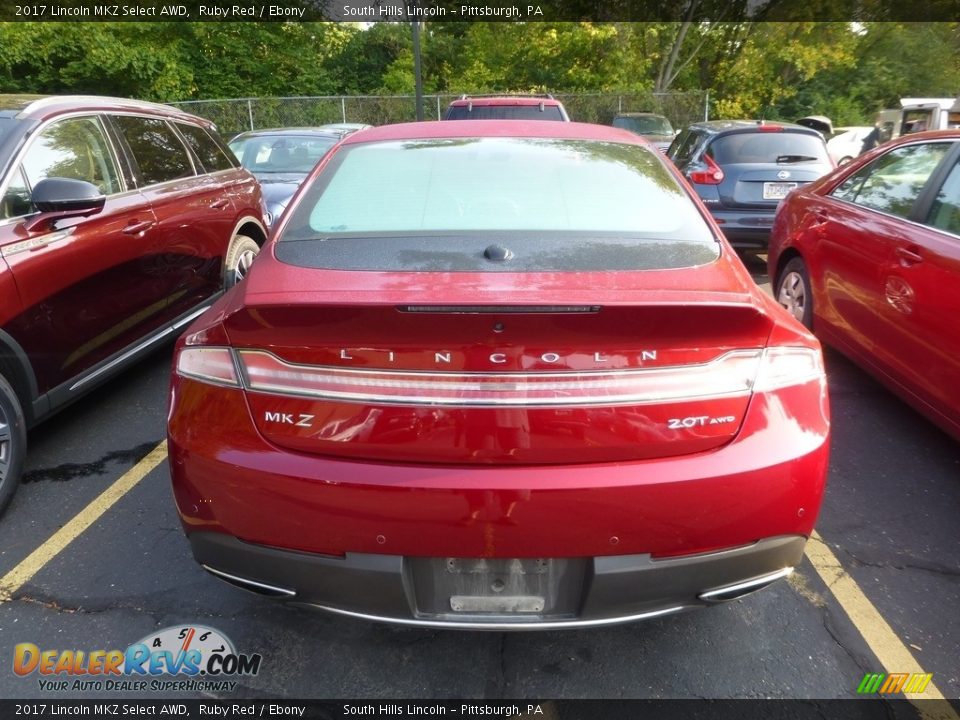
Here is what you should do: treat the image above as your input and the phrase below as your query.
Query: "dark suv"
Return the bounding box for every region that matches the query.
[668,120,833,247]
[443,95,570,121]
[0,95,267,515]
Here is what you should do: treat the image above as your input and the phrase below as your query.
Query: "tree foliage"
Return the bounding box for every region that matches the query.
[1,21,958,123]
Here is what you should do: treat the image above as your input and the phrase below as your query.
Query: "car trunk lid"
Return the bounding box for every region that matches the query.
[224,280,774,465]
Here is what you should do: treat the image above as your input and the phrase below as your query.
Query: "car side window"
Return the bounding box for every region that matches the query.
[670,130,703,164]
[113,115,195,186]
[831,142,951,219]
[925,160,960,236]
[176,123,237,173]
[0,167,32,220]
[17,116,121,210]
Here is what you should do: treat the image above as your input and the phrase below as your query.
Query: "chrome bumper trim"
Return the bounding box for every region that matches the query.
[299,602,691,631]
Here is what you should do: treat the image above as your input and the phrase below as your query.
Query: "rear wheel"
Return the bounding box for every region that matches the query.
[223,234,260,289]
[0,374,26,517]
[776,257,813,329]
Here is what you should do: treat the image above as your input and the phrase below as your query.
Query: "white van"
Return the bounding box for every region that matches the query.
[900,97,960,135]
[877,98,960,142]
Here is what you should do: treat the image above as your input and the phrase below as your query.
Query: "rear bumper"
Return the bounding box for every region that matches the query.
[190,531,807,629]
[168,370,829,626]
[708,208,777,246]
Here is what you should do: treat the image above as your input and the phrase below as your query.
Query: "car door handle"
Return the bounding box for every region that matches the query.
[122,220,155,235]
[895,246,923,266]
[210,199,230,210]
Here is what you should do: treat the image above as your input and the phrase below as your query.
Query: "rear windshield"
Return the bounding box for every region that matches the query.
[276,136,719,272]
[708,131,830,165]
[613,116,673,136]
[444,105,566,121]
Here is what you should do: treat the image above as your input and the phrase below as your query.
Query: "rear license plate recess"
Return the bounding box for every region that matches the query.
[408,557,587,618]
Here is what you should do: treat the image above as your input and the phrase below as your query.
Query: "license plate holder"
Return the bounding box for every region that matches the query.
[763,181,798,200]
[408,557,586,618]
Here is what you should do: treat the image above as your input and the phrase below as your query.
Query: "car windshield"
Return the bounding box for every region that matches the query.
[445,105,565,121]
[708,132,830,165]
[277,136,718,272]
[0,116,17,145]
[229,134,338,174]
[613,116,674,136]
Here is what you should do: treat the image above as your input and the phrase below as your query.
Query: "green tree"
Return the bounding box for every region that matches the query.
[0,23,192,99]
[2,20,958,128]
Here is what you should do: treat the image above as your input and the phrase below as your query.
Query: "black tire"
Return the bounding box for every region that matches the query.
[0,374,26,517]
[776,257,813,330]
[223,234,260,289]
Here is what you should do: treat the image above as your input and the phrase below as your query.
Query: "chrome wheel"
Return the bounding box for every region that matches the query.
[778,271,807,323]
[224,234,261,289]
[0,418,10,481]
[0,374,26,517]
[776,257,813,330]
[233,248,257,283]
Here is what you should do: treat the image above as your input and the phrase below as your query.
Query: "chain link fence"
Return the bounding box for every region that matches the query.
[170,91,709,139]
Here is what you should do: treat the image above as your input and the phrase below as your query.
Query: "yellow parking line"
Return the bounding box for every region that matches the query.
[0,440,167,602]
[805,531,958,718]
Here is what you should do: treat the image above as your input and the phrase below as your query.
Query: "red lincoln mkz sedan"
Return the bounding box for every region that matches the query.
[168,121,830,629]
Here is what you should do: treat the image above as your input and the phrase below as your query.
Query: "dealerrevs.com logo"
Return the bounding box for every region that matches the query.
[13,625,261,693]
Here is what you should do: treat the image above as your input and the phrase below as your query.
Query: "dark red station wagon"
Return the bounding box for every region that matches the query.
[169,120,830,629]
[0,95,267,514]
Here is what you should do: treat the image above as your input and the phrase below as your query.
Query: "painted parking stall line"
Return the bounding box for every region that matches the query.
[0,441,167,602]
[805,531,958,718]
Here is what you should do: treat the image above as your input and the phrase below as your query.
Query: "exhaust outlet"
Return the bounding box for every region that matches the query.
[698,567,793,604]
[202,564,297,598]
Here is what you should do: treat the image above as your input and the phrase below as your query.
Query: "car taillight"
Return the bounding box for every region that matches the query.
[689,155,724,185]
[237,349,764,407]
[175,345,823,402]
[757,123,784,132]
[752,347,824,392]
[176,347,241,387]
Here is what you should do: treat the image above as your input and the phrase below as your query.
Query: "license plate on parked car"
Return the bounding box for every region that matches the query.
[763,181,798,200]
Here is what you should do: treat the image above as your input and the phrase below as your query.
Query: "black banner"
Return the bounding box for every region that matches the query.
[2,0,960,23]
[2,700,960,720]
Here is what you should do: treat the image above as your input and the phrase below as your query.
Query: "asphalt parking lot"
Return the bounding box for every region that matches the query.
[0,253,957,704]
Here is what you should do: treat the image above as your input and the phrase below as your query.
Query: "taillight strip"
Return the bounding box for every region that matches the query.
[236,349,764,407]
[177,347,241,387]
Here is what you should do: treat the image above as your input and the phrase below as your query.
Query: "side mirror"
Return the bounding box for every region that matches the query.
[26,178,105,232]
[32,177,105,214]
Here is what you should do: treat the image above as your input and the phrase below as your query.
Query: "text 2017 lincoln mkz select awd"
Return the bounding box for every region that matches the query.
[168,120,830,629]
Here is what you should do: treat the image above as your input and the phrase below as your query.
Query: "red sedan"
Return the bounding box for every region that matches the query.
[168,121,830,629]
[770,130,960,441]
